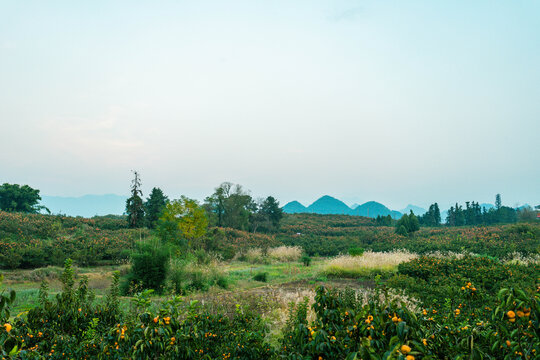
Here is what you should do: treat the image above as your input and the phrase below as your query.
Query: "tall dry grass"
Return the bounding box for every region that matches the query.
[268,246,302,262]
[323,250,418,278]
[504,252,540,265]
[236,246,302,263]
[242,248,264,263]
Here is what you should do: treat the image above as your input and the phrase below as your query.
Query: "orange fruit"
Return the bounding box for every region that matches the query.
[400,344,411,354]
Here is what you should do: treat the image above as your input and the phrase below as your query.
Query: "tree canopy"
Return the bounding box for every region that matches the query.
[160,196,208,247]
[0,183,47,213]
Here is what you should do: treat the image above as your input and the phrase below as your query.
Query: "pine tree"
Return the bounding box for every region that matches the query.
[126,171,145,228]
[145,187,168,229]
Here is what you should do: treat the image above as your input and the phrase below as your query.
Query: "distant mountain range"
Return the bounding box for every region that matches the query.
[281,197,530,220]
[41,194,127,217]
[282,196,404,219]
[400,204,427,216]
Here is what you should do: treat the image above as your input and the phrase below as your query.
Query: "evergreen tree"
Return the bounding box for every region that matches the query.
[125,171,145,228]
[375,215,393,226]
[495,194,502,210]
[145,187,168,229]
[420,203,442,226]
[260,196,284,230]
[433,203,441,224]
[395,211,419,235]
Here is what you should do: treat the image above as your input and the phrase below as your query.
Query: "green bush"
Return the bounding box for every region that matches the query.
[166,265,186,295]
[253,271,268,282]
[215,274,229,289]
[122,240,170,294]
[186,270,209,291]
[301,255,312,266]
[348,247,364,256]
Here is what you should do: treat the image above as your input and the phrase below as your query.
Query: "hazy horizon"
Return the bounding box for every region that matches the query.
[2,1,539,211]
[39,191,528,216]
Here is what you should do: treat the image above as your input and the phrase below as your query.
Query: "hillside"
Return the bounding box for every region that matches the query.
[352,201,400,218]
[281,200,307,214]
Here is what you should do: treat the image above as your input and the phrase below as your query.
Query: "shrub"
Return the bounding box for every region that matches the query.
[215,274,229,289]
[194,248,212,265]
[253,272,268,282]
[186,270,208,291]
[348,247,365,256]
[166,265,186,295]
[123,240,170,294]
[301,255,312,267]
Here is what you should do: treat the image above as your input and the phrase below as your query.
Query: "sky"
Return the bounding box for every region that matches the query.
[1,0,539,211]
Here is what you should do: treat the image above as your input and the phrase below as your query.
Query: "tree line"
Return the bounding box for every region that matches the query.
[125,171,284,234]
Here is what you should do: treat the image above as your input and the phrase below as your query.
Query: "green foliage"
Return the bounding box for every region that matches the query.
[0,275,17,357]
[125,170,145,228]
[0,183,47,213]
[160,196,208,246]
[375,214,393,226]
[395,211,420,235]
[280,282,540,359]
[204,182,254,230]
[144,187,168,229]
[0,211,142,269]
[11,259,121,358]
[301,254,312,267]
[253,196,284,232]
[279,213,540,258]
[419,203,441,226]
[389,255,539,308]
[446,197,518,226]
[396,225,408,236]
[123,240,170,294]
[253,271,268,282]
[204,183,283,232]
[348,247,364,257]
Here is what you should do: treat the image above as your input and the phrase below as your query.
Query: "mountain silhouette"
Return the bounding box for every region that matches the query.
[307,195,351,215]
[282,196,402,218]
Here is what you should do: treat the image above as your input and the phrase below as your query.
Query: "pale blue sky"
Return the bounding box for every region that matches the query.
[1,0,539,210]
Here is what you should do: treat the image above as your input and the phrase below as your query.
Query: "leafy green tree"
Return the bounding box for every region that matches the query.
[125,171,145,228]
[203,183,229,227]
[144,187,168,229]
[0,183,48,213]
[160,196,208,247]
[204,182,255,230]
